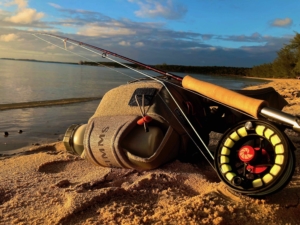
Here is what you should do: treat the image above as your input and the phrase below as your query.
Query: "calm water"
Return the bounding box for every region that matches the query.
[0,59,267,153]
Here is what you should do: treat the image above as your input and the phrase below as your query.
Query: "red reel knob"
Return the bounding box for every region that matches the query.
[238,145,255,163]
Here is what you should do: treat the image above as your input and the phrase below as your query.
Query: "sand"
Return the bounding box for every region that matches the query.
[243,78,300,115]
[0,78,299,225]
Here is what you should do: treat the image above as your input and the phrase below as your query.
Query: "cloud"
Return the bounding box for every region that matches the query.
[201,34,213,41]
[0,33,19,42]
[4,8,44,24]
[14,0,28,9]
[129,0,187,20]
[4,0,28,9]
[271,18,292,27]
[48,2,62,9]
[135,42,144,47]
[45,3,195,42]
[49,6,111,24]
[217,32,266,43]
[119,41,131,46]
[3,0,44,24]
[77,24,136,37]
[0,2,293,68]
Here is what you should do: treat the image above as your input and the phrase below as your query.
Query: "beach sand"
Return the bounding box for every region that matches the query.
[0,78,299,225]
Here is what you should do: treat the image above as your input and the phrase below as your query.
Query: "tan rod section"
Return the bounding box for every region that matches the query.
[182,75,268,118]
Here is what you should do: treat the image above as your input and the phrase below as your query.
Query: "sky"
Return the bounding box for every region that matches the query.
[0,0,299,67]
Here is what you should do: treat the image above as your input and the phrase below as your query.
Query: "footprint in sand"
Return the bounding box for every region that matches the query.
[37,159,112,192]
[37,160,75,173]
[0,187,15,205]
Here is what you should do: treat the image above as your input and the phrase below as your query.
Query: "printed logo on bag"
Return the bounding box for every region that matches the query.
[98,126,113,167]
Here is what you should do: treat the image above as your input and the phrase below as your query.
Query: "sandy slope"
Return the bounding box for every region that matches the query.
[0,78,299,225]
[243,78,300,115]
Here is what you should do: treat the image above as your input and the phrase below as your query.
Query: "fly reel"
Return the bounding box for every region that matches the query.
[214,119,295,196]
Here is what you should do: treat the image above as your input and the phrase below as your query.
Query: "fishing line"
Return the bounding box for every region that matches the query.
[33,33,255,119]
[82,43,216,162]
[32,32,265,167]
[103,55,215,162]
[31,34,139,81]
[32,33,216,164]
[156,93,215,168]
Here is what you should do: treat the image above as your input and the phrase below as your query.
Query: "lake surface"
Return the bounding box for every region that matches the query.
[0,59,267,153]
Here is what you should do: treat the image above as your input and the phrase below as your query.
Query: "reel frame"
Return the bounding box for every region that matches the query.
[214,119,295,196]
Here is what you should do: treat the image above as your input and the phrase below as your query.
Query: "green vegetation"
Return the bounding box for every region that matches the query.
[80,61,251,76]
[249,32,300,78]
[154,64,250,76]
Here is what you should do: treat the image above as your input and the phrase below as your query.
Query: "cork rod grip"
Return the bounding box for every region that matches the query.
[182,75,268,118]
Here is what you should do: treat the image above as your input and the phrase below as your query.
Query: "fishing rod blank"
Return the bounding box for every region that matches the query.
[32,32,216,166]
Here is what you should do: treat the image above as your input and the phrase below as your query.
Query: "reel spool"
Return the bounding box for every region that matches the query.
[214,119,295,196]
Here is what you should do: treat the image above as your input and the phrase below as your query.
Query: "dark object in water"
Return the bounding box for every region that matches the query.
[4,131,9,136]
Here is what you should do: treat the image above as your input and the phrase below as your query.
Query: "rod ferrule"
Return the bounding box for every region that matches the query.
[260,107,300,133]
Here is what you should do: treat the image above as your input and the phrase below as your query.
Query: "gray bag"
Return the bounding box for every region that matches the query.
[81,79,208,170]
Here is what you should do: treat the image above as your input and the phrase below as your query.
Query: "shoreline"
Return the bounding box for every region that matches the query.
[0,97,102,111]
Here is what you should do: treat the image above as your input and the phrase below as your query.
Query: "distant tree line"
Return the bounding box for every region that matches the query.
[79,61,251,76]
[249,32,300,78]
[154,64,250,76]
